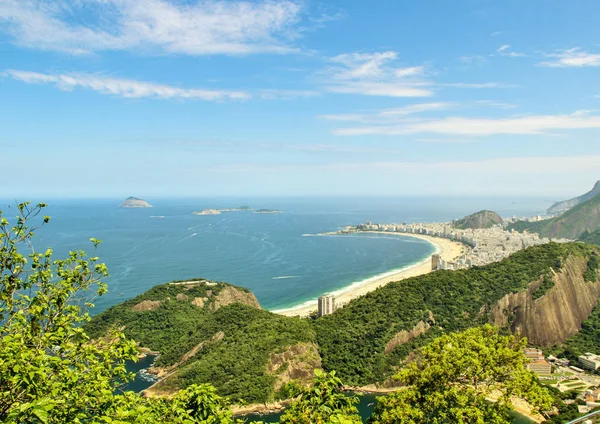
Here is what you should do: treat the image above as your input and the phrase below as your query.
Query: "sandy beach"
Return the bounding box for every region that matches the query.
[274,232,467,317]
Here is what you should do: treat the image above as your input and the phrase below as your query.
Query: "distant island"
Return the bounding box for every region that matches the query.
[120,197,152,208]
[193,209,221,216]
[192,207,254,216]
[254,209,281,214]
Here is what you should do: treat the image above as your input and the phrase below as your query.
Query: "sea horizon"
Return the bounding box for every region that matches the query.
[1,196,551,315]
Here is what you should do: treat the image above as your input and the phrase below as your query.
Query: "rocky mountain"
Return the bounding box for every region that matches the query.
[453,210,503,230]
[509,192,600,240]
[548,180,600,215]
[120,196,152,208]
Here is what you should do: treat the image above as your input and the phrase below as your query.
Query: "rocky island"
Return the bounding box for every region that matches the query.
[192,209,221,215]
[120,197,152,208]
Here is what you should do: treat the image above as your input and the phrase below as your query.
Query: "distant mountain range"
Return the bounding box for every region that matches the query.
[548,180,600,215]
[509,184,600,240]
[453,210,503,230]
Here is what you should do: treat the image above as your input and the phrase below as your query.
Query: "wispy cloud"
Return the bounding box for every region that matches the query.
[0,0,303,55]
[540,48,600,67]
[319,102,452,123]
[497,44,526,57]
[322,51,433,97]
[204,155,600,174]
[331,111,600,136]
[4,70,250,101]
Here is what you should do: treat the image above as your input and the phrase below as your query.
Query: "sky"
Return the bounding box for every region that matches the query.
[1,0,600,198]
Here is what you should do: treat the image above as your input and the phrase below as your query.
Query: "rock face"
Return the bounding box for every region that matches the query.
[548,180,600,215]
[266,342,322,391]
[120,196,152,208]
[132,300,161,311]
[211,285,261,311]
[489,255,600,346]
[453,210,503,230]
[384,312,435,354]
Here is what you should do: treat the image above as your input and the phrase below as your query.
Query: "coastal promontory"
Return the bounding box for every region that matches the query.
[120,197,152,208]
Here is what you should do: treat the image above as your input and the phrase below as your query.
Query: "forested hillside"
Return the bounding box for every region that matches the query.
[312,243,599,386]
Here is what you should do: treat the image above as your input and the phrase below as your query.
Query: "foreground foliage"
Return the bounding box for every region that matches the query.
[369,326,553,424]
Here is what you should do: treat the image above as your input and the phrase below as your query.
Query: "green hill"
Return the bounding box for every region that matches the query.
[508,192,600,240]
[453,210,503,230]
[85,279,317,404]
[548,180,600,215]
[313,242,600,385]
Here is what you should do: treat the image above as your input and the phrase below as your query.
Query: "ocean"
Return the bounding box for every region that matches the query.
[2,196,550,315]
[2,196,546,423]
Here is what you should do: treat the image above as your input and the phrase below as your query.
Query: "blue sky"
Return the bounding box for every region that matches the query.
[1,0,600,198]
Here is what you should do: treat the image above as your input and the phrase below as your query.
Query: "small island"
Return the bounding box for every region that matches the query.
[120,197,152,208]
[193,209,221,216]
[254,209,281,214]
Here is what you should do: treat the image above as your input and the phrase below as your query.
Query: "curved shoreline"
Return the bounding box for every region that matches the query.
[273,232,466,317]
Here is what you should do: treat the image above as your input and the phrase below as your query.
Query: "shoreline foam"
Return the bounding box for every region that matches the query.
[273,232,466,317]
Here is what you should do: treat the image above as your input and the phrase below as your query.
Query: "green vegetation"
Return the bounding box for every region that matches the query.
[532,274,555,300]
[508,192,600,240]
[86,279,316,405]
[369,325,553,424]
[579,229,600,246]
[279,370,361,424]
[553,297,600,360]
[313,242,595,386]
[453,209,503,230]
[157,304,316,404]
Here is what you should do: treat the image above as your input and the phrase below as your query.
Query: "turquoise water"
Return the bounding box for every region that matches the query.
[3,197,549,315]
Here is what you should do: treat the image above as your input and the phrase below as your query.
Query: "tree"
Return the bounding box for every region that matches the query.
[0,202,243,423]
[279,370,361,424]
[369,325,553,424]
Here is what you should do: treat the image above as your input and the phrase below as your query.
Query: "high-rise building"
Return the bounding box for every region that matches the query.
[431,254,441,271]
[318,295,336,317]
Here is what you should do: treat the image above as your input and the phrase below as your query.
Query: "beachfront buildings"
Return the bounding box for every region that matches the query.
[579,353,600,371]
[349,220,568,271]
[318,295,336,317]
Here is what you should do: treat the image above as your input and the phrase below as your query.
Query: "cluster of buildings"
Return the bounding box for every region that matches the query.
[350,220,567,271]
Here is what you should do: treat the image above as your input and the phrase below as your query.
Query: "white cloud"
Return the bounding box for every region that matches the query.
[322,51,434,98]
[0,0,303,55]
[319,102,452,123]
[540,48,600,67]
[4,70,250,100]
[332,111,600,136]
[497,44,525,57]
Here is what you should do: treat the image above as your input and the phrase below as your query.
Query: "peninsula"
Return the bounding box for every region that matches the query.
[254,209,281,214]
[120,196,152,208]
